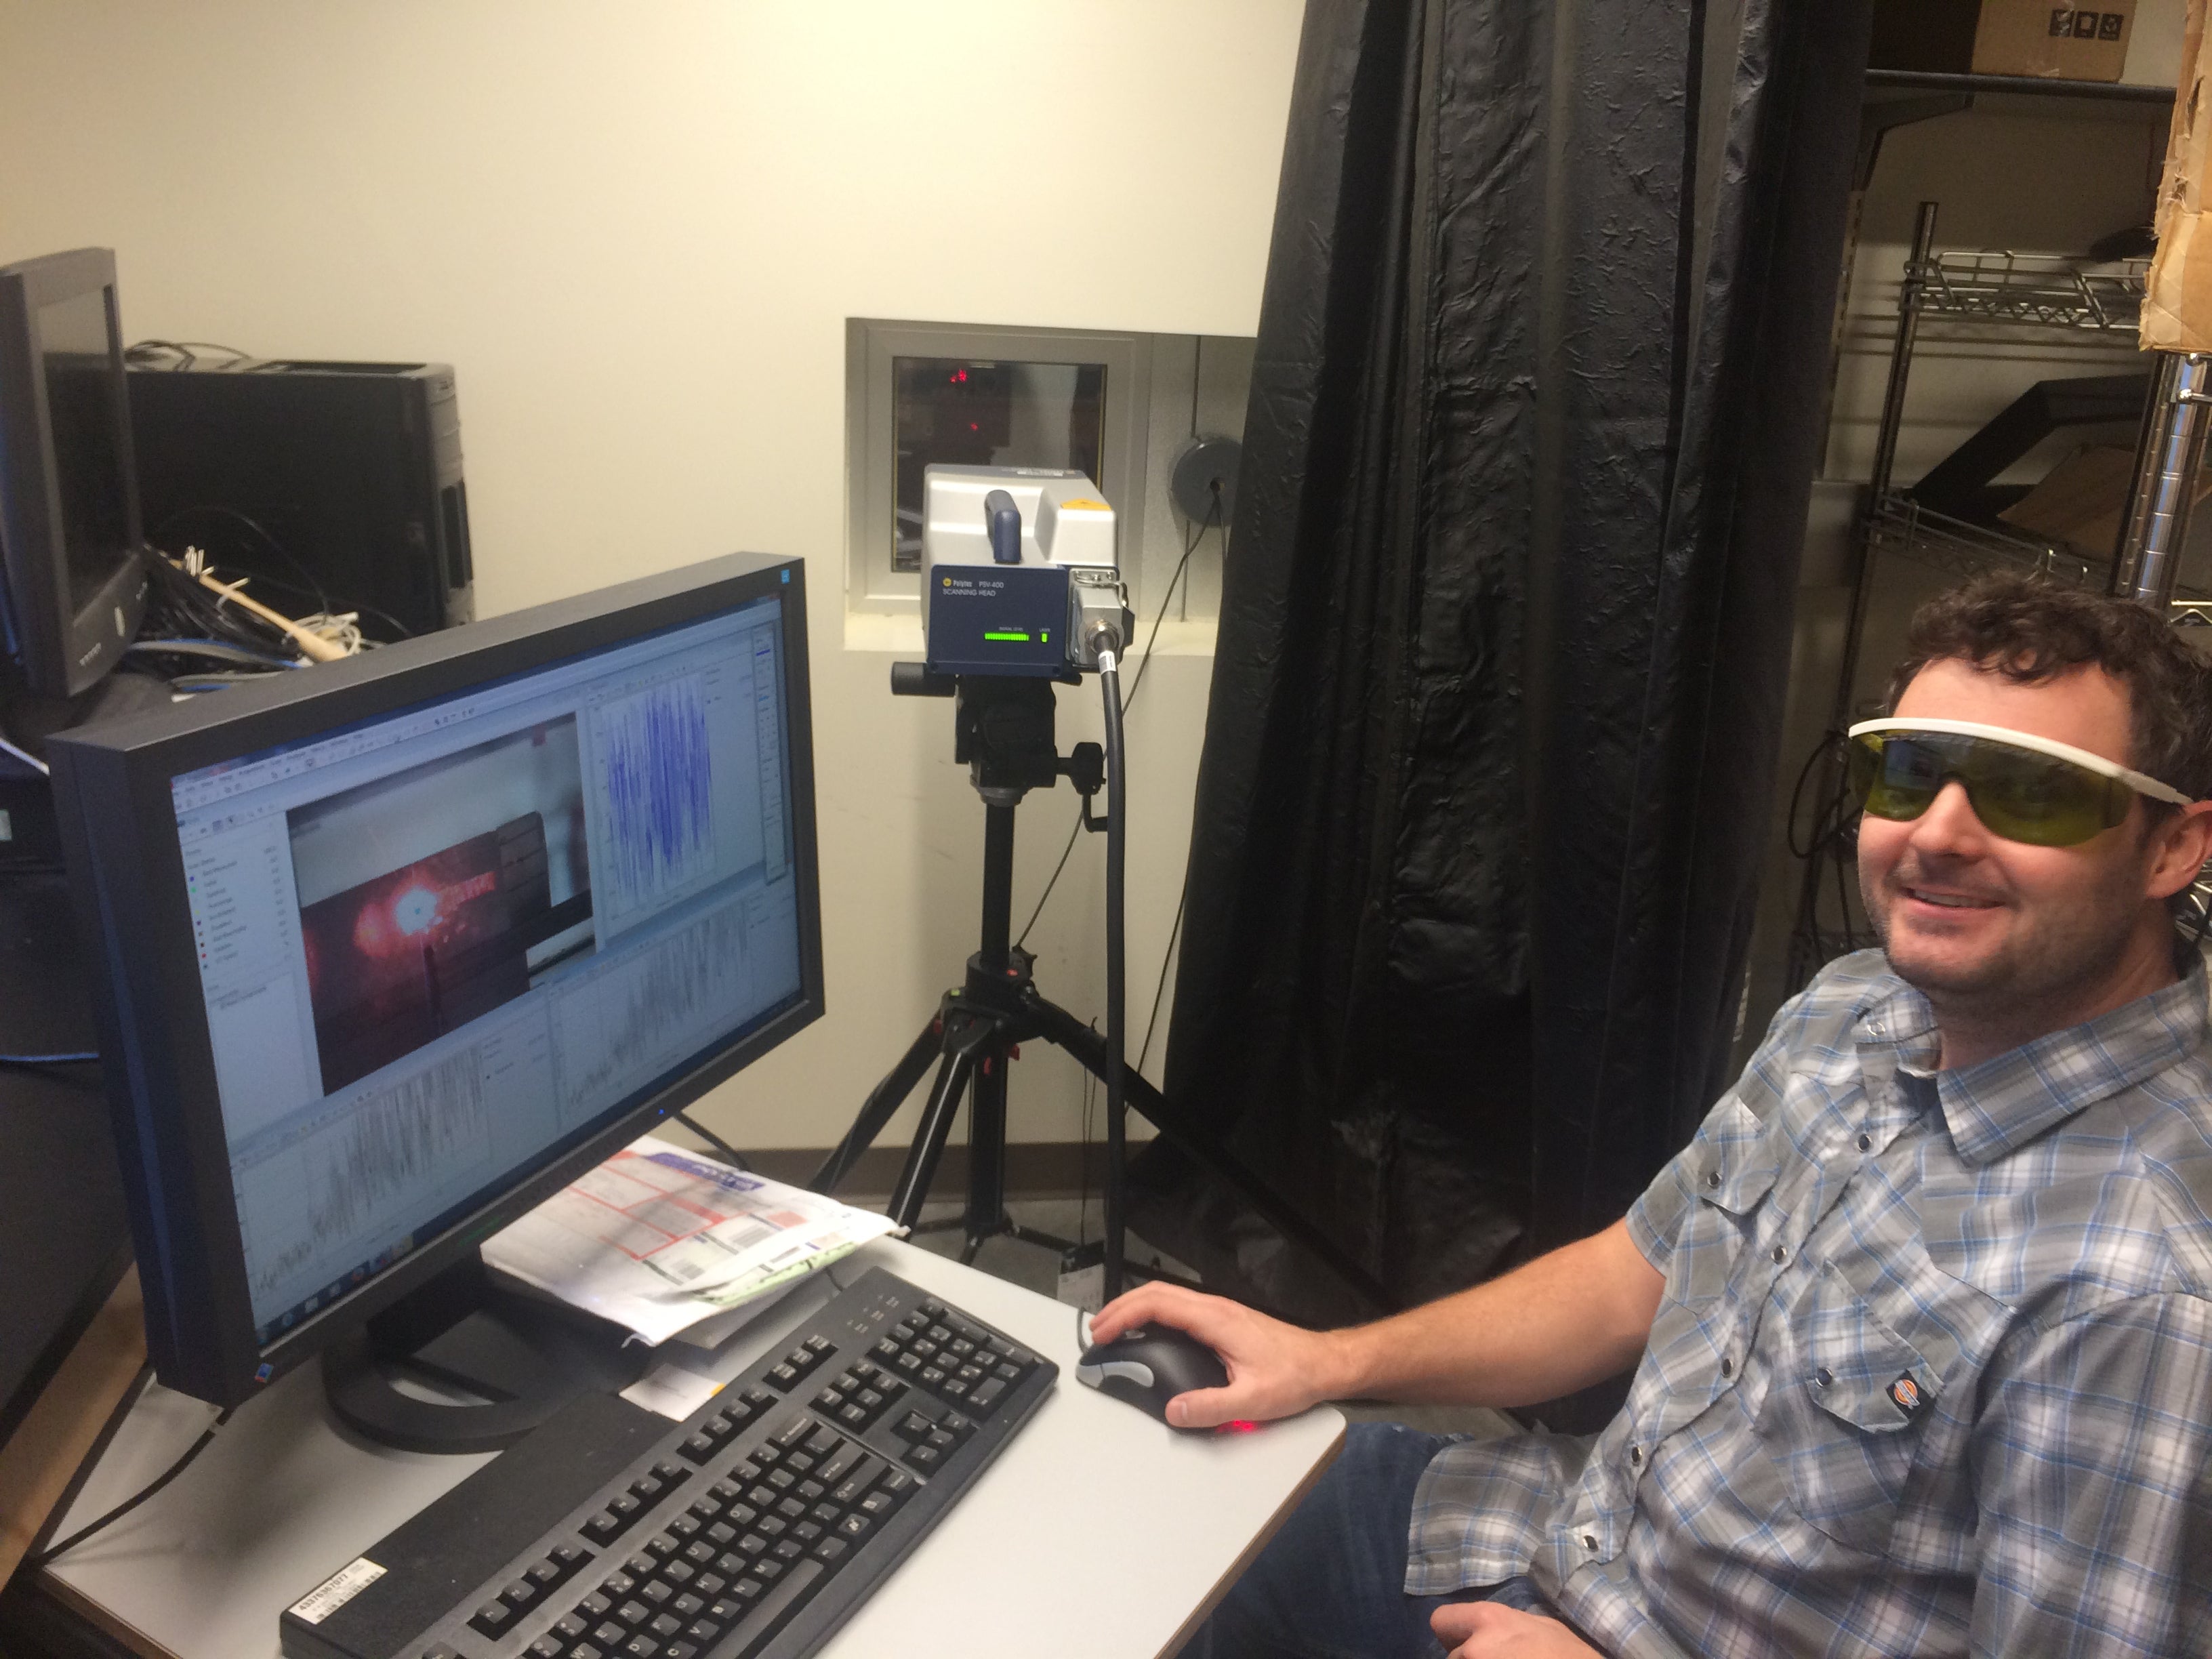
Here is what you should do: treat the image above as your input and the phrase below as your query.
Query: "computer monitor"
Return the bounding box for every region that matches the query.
[49,554,823,1433]
[0,247,150,698]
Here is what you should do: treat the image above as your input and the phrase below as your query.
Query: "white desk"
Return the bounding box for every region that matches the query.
[33,1239,1344,1659]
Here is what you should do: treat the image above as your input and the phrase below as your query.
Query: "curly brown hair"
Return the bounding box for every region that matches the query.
[1885,573,2212,803]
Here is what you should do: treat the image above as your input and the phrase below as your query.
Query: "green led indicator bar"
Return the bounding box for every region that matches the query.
[984,630,1032,642]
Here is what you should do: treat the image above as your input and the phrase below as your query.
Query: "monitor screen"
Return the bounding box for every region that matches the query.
[37,286,135,617]
[51,555,821,1404]
[173,596,802,1341]
[0,247,147,697]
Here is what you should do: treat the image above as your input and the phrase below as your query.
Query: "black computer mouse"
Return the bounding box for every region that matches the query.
[1075,1324,1231,1427]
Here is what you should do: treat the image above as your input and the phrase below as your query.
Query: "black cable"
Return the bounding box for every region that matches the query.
[126,638,300,671]
[1099,651,1128,1302]
[150,506,416,642]
[28,1404,233,1567]
[125,339,250,368]
[0,1051,98,1067]
[1137,878,1187,1078]
[1013,494,1221,949]
[674,1109,751,1172]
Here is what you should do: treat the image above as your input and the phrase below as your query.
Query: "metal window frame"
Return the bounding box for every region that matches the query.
[844,319,1154,619]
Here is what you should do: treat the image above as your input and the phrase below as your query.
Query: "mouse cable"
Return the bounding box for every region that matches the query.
[28,1400,234,1568]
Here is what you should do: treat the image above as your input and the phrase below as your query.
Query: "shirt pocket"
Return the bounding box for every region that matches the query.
[1636,1097,1780,1440]
[1757,1260,1939,1558]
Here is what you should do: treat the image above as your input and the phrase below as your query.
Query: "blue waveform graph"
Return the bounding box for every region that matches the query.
[597,676,716,920]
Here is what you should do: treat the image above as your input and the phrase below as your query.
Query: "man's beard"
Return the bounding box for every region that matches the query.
[1863,851,2145,1017]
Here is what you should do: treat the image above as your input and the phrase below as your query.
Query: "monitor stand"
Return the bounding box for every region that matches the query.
[321,1255,650,1455]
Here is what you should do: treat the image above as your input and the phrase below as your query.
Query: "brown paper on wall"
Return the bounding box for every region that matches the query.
[2142,0,2212,349]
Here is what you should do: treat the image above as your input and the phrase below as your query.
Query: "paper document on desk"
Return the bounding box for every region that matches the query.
[483,1135,899,1345]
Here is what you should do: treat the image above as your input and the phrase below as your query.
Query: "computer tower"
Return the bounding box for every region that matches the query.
[127,359,473,642]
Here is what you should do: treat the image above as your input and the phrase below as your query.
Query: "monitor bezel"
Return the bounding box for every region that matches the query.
[49,553,823,1406]
[0,247,150,697]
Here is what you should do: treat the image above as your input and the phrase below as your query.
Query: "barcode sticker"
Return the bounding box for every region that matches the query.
[288,1557,386,1624]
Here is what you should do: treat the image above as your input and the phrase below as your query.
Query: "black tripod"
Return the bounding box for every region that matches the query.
[808,672,1393,1312]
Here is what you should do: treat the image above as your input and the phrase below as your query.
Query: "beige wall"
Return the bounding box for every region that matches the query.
[0,1,1304,1149]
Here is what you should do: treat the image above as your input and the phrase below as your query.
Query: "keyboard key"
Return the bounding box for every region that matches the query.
[905,1443,942,1471]
[665,1560,696,1585]
[814,1536,850,1565]
[592,1622,626,1648]
[500,1578,537,1607]
[641,1580,673,1606]
[714,1559,823,1651]
[971,1377,1007,1410]
[651,1611,683,1637]
[468,1601,513,1637]
[617,1599,652,1626]
[768,1363,801,1388]
[578,1591,613,1619]
[527,1557,563,1588]
[679,1433,716,1463]
[837,1513,874,1542]
[527,1639,565,1659]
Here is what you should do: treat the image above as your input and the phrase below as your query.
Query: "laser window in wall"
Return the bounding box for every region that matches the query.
[890,358,1106,573]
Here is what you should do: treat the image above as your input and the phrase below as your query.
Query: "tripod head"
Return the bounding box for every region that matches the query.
[889,665,1105,815]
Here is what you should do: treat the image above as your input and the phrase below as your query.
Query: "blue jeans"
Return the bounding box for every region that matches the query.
[1185,1422,1554,1659]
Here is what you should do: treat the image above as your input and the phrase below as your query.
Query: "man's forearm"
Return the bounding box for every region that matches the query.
[1319,1219,1664,1409]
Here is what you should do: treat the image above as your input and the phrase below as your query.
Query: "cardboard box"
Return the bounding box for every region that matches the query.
[2142,0,2210,349]
[1973,0,2137,79]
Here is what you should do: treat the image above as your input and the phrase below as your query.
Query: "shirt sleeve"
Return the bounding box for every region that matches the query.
[1969,1292,2212,1658]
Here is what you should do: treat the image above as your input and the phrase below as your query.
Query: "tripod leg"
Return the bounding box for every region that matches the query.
[886,1049,974,1230]
[811,1017,943,1193]
[1023,990,1400,1313]
[964,1043,1010,1260]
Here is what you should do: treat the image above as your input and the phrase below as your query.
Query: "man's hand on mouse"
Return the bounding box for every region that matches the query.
[1431,1603,1600,1658]
[1087,1283,1345,1429]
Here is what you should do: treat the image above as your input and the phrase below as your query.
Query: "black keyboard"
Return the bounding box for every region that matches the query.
[280,1268,1056,1659]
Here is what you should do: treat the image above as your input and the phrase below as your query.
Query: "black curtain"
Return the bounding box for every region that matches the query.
[1129,0,1872,1323]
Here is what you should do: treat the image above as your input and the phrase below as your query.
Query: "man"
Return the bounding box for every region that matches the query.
[1093,575,2212,1657]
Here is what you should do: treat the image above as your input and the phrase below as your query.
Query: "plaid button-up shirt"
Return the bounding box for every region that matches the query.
[1406,949,2212,1658]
